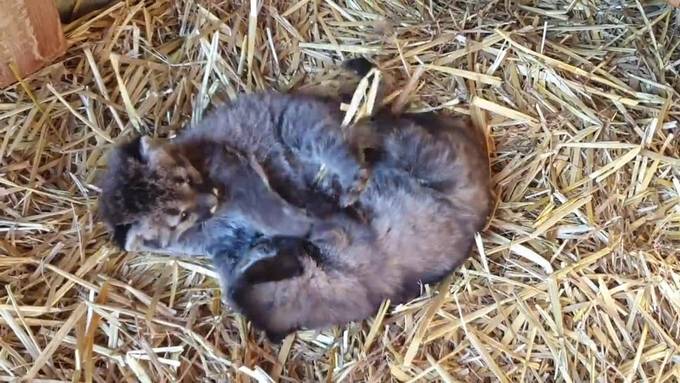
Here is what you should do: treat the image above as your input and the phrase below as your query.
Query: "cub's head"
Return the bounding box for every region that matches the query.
[98,136,219,252]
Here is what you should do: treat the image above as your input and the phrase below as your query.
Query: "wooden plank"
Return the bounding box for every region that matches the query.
[0,0,66,87]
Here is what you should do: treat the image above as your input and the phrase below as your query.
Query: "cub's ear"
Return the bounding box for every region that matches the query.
[139,136,155,161]
[112,224,132,250]
[241,247,304,284]
[116,136,145,163]
[119,135,157,163]
[138,136,176,166]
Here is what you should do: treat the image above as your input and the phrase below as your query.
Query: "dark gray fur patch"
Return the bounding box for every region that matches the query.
[342,57,374,77]
[112,224,131,249]
[242,251,304,284]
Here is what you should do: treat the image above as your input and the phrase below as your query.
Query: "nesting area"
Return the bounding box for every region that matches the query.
[0,0,679,381]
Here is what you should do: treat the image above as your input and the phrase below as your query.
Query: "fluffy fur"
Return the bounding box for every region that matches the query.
[218,111,491,340]
[98,59,492,341]
[176,91,370,210]
[99,91,371,255]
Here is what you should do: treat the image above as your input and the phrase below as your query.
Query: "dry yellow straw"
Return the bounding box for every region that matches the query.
[0,0,677,381]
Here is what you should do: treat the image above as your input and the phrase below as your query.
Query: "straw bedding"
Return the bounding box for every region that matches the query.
[0,0,678,381]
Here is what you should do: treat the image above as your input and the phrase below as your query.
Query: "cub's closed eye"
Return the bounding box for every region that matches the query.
[173,176,187,185]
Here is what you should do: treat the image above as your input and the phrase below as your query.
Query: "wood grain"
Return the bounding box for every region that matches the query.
[0,0,66,87]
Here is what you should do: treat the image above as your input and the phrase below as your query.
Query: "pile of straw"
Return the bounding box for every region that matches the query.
[1,0,678,381]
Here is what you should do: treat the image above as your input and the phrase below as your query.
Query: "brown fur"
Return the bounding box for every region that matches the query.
[98,59,492,340]
[100,103,491,341]
[222,112,492,340]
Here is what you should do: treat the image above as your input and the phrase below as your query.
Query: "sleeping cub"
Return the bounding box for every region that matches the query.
[102,108,492,341]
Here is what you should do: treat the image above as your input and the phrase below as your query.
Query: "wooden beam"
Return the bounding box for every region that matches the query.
[0,0,66,88]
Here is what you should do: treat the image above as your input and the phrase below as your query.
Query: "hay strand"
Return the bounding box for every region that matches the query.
[0,0,678,381]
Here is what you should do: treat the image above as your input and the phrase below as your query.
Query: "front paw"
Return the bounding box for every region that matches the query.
[339,167,370,207]
[238,238,305,284]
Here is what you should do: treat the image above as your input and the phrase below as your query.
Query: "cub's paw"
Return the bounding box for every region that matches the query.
[339,167,370,208]
[238,238,305,284]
